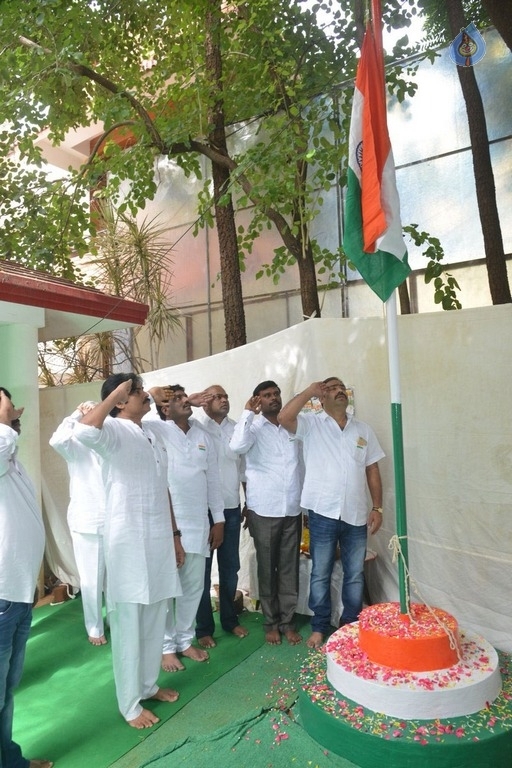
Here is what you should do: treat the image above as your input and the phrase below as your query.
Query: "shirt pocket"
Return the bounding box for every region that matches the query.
[348,436,368,465]
[194,443,209,471]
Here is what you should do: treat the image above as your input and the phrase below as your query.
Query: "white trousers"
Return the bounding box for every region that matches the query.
[70,530,106,638]
[163,553,206,654]
[109,599,168,721]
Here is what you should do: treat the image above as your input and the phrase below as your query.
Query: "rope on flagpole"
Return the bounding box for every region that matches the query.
[388,535,462,659]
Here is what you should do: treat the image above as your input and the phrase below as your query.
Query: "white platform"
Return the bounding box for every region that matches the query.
[326,623,502,720]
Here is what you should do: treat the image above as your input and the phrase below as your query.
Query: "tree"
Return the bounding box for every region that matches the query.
[204,0,246,347]
[416,0,511,304]
[37,202,181,385]
[0,0,500,354]
[0,0,355,346]
[475,1,512,52]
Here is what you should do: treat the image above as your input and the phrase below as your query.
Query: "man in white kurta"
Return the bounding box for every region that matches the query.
[49,403,107,644]
[0,388,53,768]
[145,386,224,672]
[194,385,248,647]
[74,374,185,729]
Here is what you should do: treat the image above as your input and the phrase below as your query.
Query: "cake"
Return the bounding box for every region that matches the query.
[298,601,512,768]
[358,602,460,671]
[325,621,501,720]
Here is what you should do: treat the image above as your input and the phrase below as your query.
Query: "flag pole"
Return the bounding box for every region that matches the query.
[371,0,411,615]
[385,291,410,615]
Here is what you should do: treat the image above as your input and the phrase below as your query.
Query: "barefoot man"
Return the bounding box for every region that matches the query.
[146,385,225,671]
[50,401,108,646]
[194,385,249,648]
[75,374,185,728]
[230,381,303,646]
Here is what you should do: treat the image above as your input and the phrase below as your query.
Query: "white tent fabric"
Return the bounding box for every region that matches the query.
[40,306,512,651]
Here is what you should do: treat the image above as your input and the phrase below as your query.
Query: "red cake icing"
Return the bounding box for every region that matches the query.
[358,602,461,672]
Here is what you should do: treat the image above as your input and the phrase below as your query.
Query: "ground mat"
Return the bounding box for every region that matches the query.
[140,706,353,768]
[14,598,268,768]
[108,614,357,768]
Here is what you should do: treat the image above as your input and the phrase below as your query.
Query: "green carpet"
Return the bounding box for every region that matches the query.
[14,598,268,768]
[108,616,357,768]
[141,706,353,768]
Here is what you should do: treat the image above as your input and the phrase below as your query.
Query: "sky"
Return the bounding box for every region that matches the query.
[301,0,426,54]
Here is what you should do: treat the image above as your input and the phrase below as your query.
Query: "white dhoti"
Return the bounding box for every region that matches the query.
[71,530,106,638]
[109,599,168,721]
[163,553,206,653]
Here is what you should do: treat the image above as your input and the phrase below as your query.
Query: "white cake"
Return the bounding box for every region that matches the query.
[325,622,502,720]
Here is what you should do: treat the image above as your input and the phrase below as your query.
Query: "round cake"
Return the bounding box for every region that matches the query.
[299,606,512,768]
[358,601,460,671]
[325,622,501,720]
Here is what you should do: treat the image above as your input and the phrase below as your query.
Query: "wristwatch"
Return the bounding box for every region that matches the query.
[372,507,383,515]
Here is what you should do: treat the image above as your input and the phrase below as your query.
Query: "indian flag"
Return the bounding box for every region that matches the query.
[343,24,410,302]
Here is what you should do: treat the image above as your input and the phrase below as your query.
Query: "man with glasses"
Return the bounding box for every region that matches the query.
[75,374,185,729]
[278,377,384,649]
[194,385,248,648]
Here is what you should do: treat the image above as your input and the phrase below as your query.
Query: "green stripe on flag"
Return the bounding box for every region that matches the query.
[344,167,410,303]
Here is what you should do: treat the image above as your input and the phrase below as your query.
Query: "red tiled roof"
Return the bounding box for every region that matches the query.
[0,260,148,326]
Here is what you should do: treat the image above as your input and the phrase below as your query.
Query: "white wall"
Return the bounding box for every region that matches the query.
[40,306,512,651]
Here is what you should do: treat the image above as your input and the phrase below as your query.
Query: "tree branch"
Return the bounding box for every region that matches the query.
[17,35,166,153]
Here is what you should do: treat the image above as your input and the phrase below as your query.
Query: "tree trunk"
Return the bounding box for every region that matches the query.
[205,0,247,349]
[398,281,411,314]
[290,156,321,319]
[297,241,322,318]
[212,166,247,347]
[446,0,511,304]
[482,0,512,53]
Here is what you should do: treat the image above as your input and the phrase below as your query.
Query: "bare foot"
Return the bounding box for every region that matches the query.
[265,629,281,645]
[88,634,107,646]
[162,652,185,672]
[284,629,302,645]
[29,761,54,768]
[180,645,209,662]
[198,635,216,648]
[306,631,324,649]
[231,625,249,638]
[127,708,160,729]
[148,687,179,703]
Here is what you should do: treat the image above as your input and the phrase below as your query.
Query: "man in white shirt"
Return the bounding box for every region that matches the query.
[0,387,53,768]
[49,402,107,645]
[194,385,248,648]
[230,381,303,646]
[75,374,185,729]
[146,385,225,672]
[278,377,385,649]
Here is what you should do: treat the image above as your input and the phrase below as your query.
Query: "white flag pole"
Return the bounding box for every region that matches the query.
[385,290,410,613]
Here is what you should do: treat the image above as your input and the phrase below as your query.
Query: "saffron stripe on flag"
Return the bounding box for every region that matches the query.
[343,23,410,302]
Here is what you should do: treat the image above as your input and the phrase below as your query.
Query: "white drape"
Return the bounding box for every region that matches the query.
[40,307,512,652]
